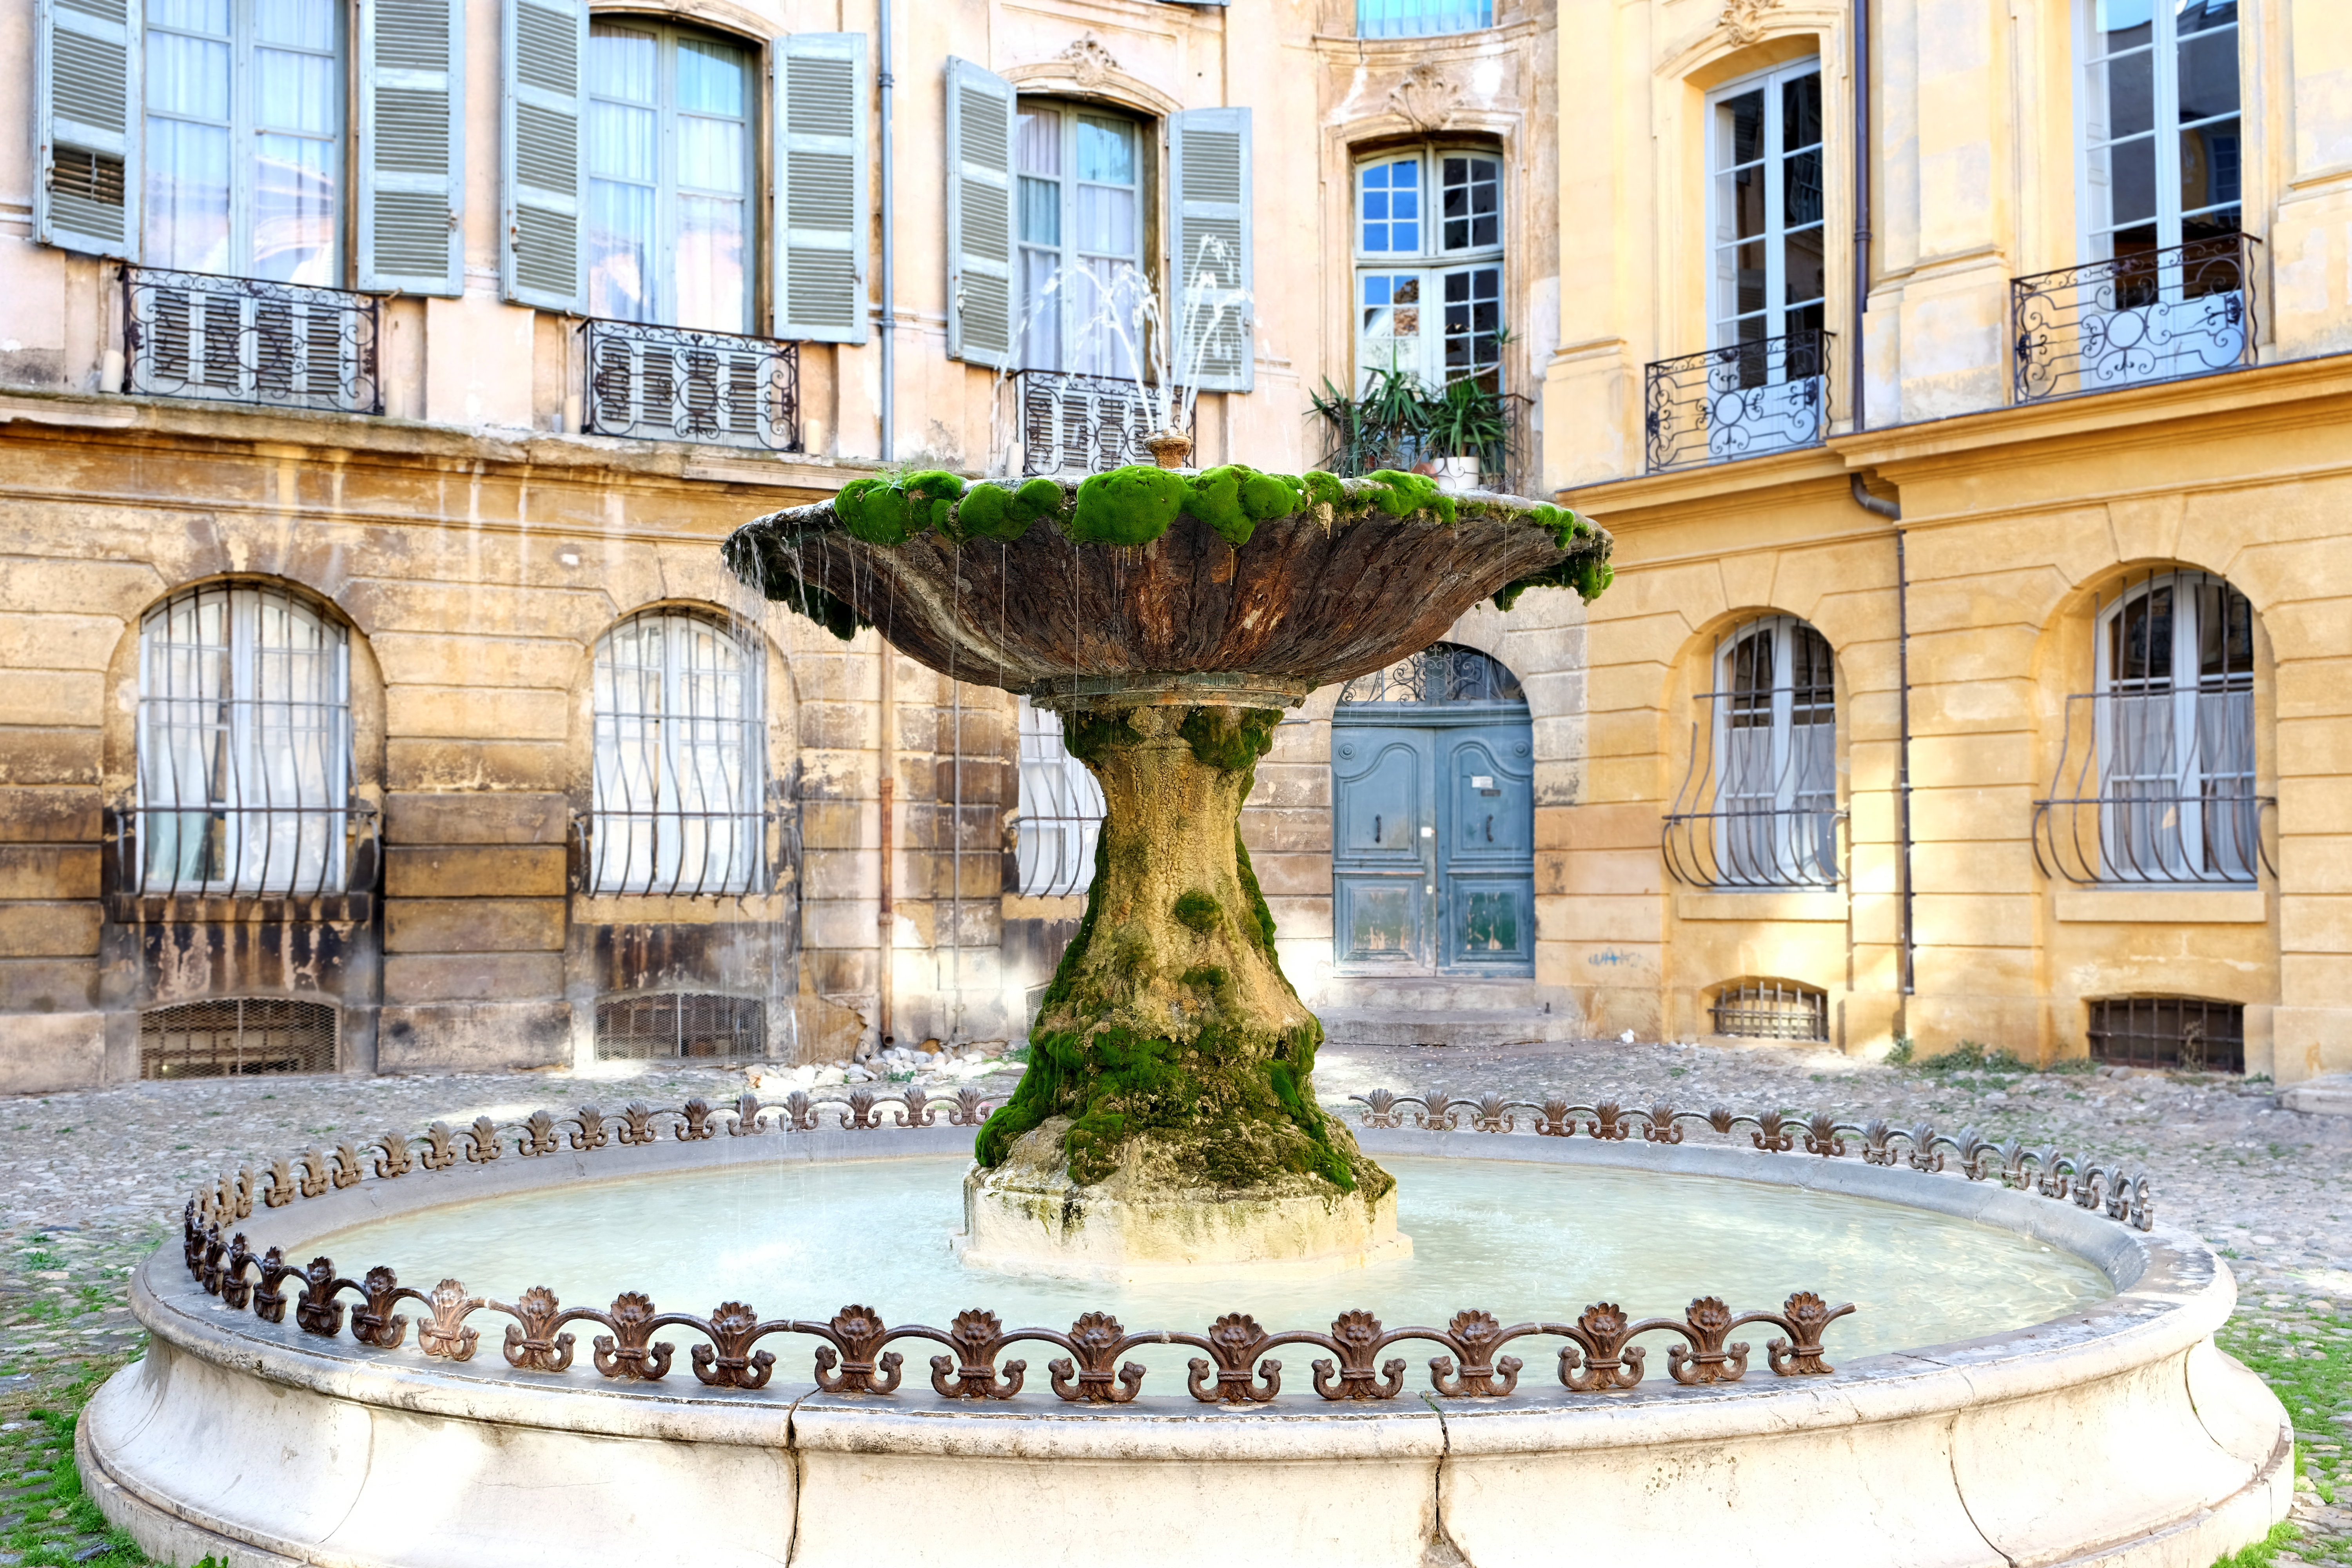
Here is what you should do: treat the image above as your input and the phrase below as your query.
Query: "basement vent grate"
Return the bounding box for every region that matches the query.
[594,992,767,1061]
[1709,981,1828,1042]
[140,997,337,1078]
[2086,996,2245,1073]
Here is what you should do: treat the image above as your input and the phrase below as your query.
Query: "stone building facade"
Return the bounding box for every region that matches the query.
[0,0,1583,1091]
[1543,0,2352,1080]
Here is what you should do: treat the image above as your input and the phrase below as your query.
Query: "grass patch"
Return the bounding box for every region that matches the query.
[2217,1303,2352,1563]
[2212,1521,2301,1567]
[0,1359,155,1567]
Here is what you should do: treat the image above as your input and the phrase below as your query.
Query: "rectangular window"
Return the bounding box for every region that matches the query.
[1352,147,1503,394]
[2083,0,2241,260]
[1708,61,1824,350]
[1356,0,1494,38]
[1014,102,1144,378]
[587,21,753,332]
[145,0,341,282]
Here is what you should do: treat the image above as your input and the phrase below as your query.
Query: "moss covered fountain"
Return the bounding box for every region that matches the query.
[721,461,1611,1278]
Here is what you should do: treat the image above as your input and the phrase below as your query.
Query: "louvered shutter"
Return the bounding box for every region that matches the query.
[34,0,140,258]
[944,57,1015,369]
[500,0,587,311]
[359,0,463,294]
[1169,108,1254,394]
[773,32,868,345]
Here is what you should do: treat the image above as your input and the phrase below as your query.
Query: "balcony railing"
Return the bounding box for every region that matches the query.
[2031,686,2275,886]
[1004,369,1190,476]
[2012,234,2259,405]
[1356,0,1493,36]
[582,319,802,450]
[1644,330,1832,475]
[122,265,382,414]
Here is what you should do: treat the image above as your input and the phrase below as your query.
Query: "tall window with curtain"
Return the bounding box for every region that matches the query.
[1015,102,1146,378]
[587,20,756,332]
[1662,615,1838,888]
[589,611,765,897]
[2082,0,2240,262]
[137,582,351,896]
[2095,573,2257,881]
[1354,145,1504,393]
[144,0,341,281]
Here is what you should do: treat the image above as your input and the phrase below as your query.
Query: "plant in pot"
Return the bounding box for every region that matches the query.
[1428,376,1510,492]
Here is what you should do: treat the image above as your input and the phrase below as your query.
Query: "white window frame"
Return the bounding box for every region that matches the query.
[586,17,758,333]
[2091,572,2257,885]
[1351,143,1505,395]
[2075,0,2245,263]
[143,0,345,281]
[1014,99,1150,379]
[1014,697,1104,898]
[136,582,352,896]
[589,610,766,896]
[1704,57,1826,354]
[1707,615,1837,888]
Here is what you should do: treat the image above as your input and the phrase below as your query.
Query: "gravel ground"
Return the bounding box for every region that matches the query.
[1,1040,2345,1566]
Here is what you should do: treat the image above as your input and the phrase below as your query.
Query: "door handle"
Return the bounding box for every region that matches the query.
[1485,815,1493,843]
[1373,814,1380,844]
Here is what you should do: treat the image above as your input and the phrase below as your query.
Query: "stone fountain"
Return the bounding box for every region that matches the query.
[720,463,1611,1279]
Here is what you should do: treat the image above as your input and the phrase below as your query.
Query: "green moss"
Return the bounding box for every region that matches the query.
[1492,552,1614,612]
[1173,890,1223,932]
[1234,831,1279,956]
[1069,465,1187,545]
[1180,466,1310,548]
[1361,468,1457,526]
[836,471,964,544]
[949,475,1065,542]
[1179,964,1230,992]
[1177,706,1279,771]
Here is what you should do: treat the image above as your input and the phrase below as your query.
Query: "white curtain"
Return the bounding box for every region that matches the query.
[590,613,762,896]
[1015,698,1104,897]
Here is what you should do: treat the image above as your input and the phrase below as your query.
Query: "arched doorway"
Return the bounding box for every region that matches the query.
[1330,642,1534,976]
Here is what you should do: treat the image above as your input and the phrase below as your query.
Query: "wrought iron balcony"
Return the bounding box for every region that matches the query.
[582,319,802,450]
[2012,234,2259,404]
[1643,329,1833,475]
[1004,369,1190,476]
[122,265,382,414]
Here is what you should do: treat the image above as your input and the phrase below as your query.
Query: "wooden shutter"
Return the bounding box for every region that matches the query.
[34,0,140,258]
[1169,108,1254,394]
[944,57,1015,369]
[500,0,587,311]
[773,32,868,344]
[359,0,463,294]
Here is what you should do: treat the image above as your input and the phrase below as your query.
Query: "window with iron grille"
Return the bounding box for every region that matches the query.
[2085,996,2244,1073]
[140,996,337,1078]
[586,610,766,896]
[1013,697,1105,898]
[593,992,766,1060]
[135,581,354,897]
[1710,981,1828,1042]
[1663,615,1838,888]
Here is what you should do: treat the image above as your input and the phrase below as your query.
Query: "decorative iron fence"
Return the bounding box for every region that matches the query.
[1644,330,1832,474]
[2031,691,2272,886]
[122,265,382,414]
[2011,234,2259,404]
[1005,370,1186,475]
[582,319,802,450]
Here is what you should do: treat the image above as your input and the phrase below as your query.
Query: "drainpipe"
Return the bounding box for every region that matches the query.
[1852,475,1915,1002]
[1851,0,1873,432]
[949,680,963,1044]
[877,0,895,462]
[877,650,895,1052]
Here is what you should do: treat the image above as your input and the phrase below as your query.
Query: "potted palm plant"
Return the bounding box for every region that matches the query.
[1428,376,1510,492]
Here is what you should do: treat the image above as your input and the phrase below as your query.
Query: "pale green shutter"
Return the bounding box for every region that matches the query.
[773,32,868,344]
[944,57,1014,369]
[34,0,140,258]
[1170,108,1254,394]
[500,0,587,311]
[359,0,463,294]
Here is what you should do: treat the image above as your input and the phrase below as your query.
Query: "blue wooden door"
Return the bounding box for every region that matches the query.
[1331,726,1434,970]
[1437,724,1535,973]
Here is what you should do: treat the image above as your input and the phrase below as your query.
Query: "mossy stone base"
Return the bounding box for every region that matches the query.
[958,1118,1410,1282]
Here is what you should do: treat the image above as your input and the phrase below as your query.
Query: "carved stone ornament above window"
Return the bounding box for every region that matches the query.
[1719,0,1786,45]
[1058,34,1121,91]
[1390,64,1460,133]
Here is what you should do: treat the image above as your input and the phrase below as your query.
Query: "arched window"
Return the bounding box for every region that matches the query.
[587,20,758,331]
[1013,697,1105,897]
[1354,145,1503,394]
[588,610,765,896]
[1664,615,1837,888]
[136,581,352,896]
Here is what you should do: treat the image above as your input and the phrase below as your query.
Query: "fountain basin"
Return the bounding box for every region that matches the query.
[82,1123,2289,1568]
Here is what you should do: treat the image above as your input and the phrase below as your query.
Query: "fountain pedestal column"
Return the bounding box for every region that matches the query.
[963,703,1401,1278]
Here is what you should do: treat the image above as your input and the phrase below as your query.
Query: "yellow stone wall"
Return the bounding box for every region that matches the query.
[1547,0,2352,1079]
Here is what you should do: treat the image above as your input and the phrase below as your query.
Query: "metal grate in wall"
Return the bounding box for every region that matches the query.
[2086,997,2245,1074]
[593,993,767,1061]
[140,998,337,1079]
[1709,982,1828,1042]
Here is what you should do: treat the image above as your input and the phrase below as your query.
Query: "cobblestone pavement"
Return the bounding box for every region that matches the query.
[0,1041,2345,1564]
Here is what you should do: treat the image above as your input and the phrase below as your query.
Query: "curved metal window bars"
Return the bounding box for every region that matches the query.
[132,583,358,898]
[1011,697,1105,898]
[1664,615,1840,889]
[2034,571,2272,885]
[584,612,770,897]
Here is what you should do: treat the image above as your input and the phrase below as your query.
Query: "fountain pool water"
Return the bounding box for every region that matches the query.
[309,1153,2109,1372]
